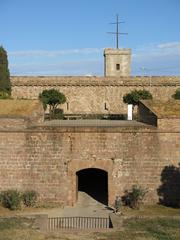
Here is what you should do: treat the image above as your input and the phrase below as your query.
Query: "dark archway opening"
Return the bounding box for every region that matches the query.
[76,168,108,205]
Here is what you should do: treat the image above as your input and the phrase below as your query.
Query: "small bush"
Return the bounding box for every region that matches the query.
[122,185,148,209]
[123,89,153,106]
[0,190,22,210]
[114,196,122,213]
[22,190,38,207]
[53,108,64,119]
[172,89,180,100]
[0,91,10,99]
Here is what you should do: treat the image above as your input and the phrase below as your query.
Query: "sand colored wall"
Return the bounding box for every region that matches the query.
[11,76,180,114]
[104,48,131,76]
[0,125,179,206]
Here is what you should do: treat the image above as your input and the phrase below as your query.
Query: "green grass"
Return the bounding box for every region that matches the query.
[100,217,180,240]
[0,204,180,240]
[0,218,23,230]
[0,217,36,230]
[0,217,44,240]
[0,217,180,240]
[124,218,180,240]
[121,205,180,217]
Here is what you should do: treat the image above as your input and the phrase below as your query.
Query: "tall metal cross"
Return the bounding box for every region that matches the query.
[107,14,128,49]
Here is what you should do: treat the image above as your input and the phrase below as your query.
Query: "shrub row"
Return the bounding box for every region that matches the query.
[0,190,38,210]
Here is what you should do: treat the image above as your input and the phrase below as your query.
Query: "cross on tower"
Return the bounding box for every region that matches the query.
[107,14,128,49]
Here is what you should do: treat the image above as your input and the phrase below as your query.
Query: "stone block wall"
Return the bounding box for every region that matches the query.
[104,48,131,76]
[158,118,180,131]
[0,125,179,206]
[0,118,27,130]
[11,76,180,114]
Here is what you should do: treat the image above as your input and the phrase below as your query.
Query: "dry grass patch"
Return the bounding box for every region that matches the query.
[121,204,180,217]
[0,99,41,117]
[142,100,180,117]
[0,217,180,240]
[0,205,180,240]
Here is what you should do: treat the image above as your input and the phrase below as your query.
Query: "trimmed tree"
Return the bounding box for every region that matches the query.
[0,46,11,94]
[172,89,180,100]
[123,89,153,106]
[39,89,66,119]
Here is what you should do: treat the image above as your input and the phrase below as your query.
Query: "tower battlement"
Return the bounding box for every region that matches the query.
[104,48,131,77]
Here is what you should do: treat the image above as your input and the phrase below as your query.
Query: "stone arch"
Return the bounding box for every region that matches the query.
[68,159,114,206]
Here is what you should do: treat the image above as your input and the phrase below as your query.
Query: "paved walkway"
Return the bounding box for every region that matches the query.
[42,119,150,128]
[60,191,113,218]
[19,192,113,218]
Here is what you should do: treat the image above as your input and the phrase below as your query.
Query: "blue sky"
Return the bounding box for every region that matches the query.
[1,0,180,76]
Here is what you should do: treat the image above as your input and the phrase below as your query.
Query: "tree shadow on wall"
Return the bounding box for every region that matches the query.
[157,165,180,208]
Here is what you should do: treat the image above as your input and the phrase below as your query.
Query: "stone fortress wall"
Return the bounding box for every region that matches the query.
[0,123,179,206]
[1,46,179,207]
[0,75,177,206]
[11,76,180,114]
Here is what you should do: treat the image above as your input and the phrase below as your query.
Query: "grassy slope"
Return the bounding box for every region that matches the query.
[121,205,180,217]
[0,218,44,240]
[104,218,180,240]
[0,99,40,117]
[0,205,180,240]
[0,217,180,240]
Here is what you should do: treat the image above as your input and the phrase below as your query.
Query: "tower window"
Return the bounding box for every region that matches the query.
[116,64,120,70]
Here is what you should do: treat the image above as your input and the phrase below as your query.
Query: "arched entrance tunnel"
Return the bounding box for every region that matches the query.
[76,168,108,205]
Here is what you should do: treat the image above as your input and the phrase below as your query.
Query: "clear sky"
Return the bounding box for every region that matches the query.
[1,0,180,76]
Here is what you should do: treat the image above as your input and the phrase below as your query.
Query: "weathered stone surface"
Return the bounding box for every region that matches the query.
[104,48,131,76]
[0,77,179,207]
[11,76,180,114]
[0,124,179,206]
[0,100,44,129]
[139,100,180,130]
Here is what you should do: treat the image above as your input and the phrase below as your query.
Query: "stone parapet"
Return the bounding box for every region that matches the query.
[10,76,180,115]
[104,48,131,55]
[11,76,180,86]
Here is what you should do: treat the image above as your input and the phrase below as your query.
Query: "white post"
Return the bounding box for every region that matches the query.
[127,104,133,120]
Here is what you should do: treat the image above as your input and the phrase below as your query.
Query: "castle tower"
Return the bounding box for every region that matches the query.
[104,48,131,77]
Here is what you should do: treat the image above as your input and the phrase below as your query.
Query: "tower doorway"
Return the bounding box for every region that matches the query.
[76,168,108,205]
